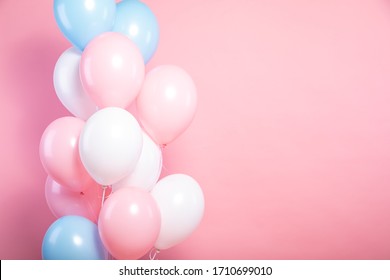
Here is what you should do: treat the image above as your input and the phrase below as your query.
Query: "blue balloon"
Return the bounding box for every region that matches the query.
[113,0,159,63]
[42,216,107,260]
[54,0,116,50]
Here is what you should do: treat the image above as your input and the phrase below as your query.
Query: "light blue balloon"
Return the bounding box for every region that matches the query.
[54,0,116,50]
[42,216,107,260]
[113,0,159,63]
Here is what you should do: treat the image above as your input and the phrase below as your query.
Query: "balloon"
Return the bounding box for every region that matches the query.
[54,47,97,120]
[45,176,102,223]
[80,32,145,108]
[151,174,204,250]
[53,0,116,50]
[40,117,95,192]
[42,215,107,260]
[98,188,161,259]
[79,107,143,186]
[136,65,197,145]
[113,0,159,63]
[112,131,162,192]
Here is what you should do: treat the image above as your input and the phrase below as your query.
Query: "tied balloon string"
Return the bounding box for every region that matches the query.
[149,248,160,260]
[101,185,111,207]
[160,144,168,172]
[162,162,168,172]
[107,252,114,260]
[101,185,113,261]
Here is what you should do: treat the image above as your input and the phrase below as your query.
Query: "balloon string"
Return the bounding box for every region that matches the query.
[101,185,110,207]
[101,185,113,261]
[101,186,106,207]
[162,162,168,172]
[149,248,160,260]
[160,144,168,172]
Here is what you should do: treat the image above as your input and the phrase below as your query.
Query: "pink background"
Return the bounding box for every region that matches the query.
[1,0,390,259]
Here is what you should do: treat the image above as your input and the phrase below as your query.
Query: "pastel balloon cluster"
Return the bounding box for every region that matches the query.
[40,0,204,260]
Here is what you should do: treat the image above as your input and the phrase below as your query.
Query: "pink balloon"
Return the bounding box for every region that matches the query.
[45,176,102,223]
[98,188,160,260]
[80,32,145,108]
[136,65,197,145]
[39,117,95,192]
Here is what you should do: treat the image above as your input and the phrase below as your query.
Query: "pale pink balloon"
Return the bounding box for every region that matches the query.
[45,176,102,223]
[39,117,95,192]
[80,32,145,109]
[98,188,161,260]
[136,65,197,145]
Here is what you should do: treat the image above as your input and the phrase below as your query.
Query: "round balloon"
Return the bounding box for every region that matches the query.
[80,32,145,109]
[45,176,102,223]
[136,65,197,145]
[54,47,97,120]
[42,215,107,260]
[113,0,159,63]
[79,107,143,186]
[98,188,161,259]
[53,0,116,50]
[112,131,162,192]
[39,117,95,192]
[151,174,204,250]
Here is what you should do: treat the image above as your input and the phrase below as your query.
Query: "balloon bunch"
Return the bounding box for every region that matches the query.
[40,0,204,260]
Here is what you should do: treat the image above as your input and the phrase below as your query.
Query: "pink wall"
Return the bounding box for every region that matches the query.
[1,0,390,259]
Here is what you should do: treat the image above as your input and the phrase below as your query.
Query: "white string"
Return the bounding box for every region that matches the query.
[101,185,113,261]
[149,248,160,260]
[160,144,169,172]
[101,185,110,207]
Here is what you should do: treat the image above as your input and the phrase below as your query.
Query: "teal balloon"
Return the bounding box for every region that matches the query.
[42,216,107,260]
[54,0,116,50]
[113,0,159,63]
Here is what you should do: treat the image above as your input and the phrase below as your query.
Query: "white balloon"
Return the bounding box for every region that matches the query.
[79,107,143,186]
[152,174,204,250]
[54,47,97,120]
[112,131,162,192]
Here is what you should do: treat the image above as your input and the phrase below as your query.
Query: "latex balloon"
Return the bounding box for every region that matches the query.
[112,131,162,192]
[79,107,143,186]
[54,47,97,120]
[45,176,102,223]
[98,188,161,259]
[80,32,145,108]
[152,174,204,250]
[42,215,107,260]
[39,117,95,192]
[137,65,197,145]
[113,0,159,63]
[53,0,116,50]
